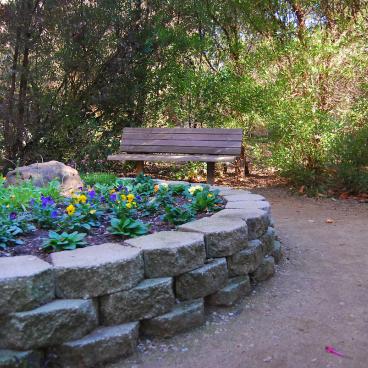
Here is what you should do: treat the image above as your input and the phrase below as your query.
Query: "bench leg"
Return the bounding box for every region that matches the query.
[136,161,144,175]
[207,162,215,185]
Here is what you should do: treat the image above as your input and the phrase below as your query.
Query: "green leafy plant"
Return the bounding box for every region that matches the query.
[0,223,24,249]
[42,231,87,252]
[191,189,220,212]
[163,205,194,225]
[108,217,149,237]
[0,213,36,249]
[169,183,187,195]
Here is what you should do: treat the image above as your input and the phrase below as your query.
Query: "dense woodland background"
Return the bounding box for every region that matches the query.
[0,0,367,193]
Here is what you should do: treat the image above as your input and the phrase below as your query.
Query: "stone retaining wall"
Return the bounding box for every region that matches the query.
[0,184,282,368]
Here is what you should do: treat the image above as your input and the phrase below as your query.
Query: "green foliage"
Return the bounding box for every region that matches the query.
[42,231,87,252]
[163,205,194,225]
[1,0,366,194]
[108,217,149,237]
[81,172,118,187]
[0,180,61,211]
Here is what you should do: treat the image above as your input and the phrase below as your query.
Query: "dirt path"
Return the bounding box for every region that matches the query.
[112,188,368,368]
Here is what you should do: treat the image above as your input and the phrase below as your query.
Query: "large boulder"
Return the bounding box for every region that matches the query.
[6,161,83,195]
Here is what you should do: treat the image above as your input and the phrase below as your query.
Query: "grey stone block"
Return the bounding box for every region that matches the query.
[223,193,266,202]
[260,227,276,255]
[126,231,205,277]
[212,208,270,240]
[178,217,248,258]
[0,299,98,350]
[251,256,275,282]
[141,299,204,338]
[100,278,175,325]
[214,188,251,196]
[272,241,283,264]
[206,275,251,307]
[227,239,263,276]
[0,256,54,314]
[51,243,143,299]
[225,200,271,214]
[0,350,43,368]
[175,259,228,300]
[52,322,139,368]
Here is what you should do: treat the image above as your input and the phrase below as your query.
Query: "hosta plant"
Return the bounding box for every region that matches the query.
[163,205,194,225]
[108,217,149,237]
[42,231,87,252]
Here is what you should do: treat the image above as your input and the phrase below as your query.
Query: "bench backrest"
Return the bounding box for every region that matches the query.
[120,128,243,155]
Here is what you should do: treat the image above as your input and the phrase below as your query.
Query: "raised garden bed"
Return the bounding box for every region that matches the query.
[0,177,282,368]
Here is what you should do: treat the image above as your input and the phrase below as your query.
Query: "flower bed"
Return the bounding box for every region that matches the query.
[0,174,224,259]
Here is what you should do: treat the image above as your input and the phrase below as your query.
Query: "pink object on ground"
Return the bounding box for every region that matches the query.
[325,346,344,357]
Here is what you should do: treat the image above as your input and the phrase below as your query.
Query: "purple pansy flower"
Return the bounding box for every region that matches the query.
[109,193,117,202]
[88,190,96,199]
[51,210,58,219]
[29,198,36,207]
[99,195,106,203]
[9,212,17,220]
[41,195,55,208]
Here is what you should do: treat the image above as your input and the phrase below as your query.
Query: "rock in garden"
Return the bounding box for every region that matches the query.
[0,299,98,350]
[206,275,251,307]
[51,322,139,368]
[0,350,43,368]
[175,258,228,300]
[125,231,206,277]
[51,244,143,299]
[178,217,248,258]
[0,256,54,314]
[100,278,175,325]
[227,239,263,276]
[251,256,275,282]
[5,161,83,195]
[141,299,204,338]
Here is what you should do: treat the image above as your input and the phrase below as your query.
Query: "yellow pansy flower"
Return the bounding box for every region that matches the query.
[127,193,135,202]
[126,202,132,209]
[78,194,87,204]
[121,194,127,201]
[207,193,213,198]
[66,204,76,216]
[89,209,96,214]
[154,184,159,193]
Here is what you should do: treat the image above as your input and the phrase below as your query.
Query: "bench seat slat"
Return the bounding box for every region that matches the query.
[108,153,239,163]
[123,127,242,135]
[121,139,242,149]
[122,133,243,141]
[121,145,240,155]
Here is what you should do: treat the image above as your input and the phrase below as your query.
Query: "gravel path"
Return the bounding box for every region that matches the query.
[111,188,368,368]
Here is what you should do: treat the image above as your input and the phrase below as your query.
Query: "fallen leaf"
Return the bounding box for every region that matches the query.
[298,185,305,194]
[325,218,334,224]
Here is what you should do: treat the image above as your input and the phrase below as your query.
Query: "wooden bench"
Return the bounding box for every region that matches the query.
[107,127,243,184]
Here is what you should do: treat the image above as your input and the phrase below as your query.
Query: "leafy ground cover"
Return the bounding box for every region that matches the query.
[0,174,224,260]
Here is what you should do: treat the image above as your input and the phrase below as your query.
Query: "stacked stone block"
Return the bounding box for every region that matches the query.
[0,186,281,368]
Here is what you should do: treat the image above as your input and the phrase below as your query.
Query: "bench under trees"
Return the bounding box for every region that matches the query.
[108,128,243,184]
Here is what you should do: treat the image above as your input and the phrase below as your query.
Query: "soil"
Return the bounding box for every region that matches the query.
[108,184,368,368]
